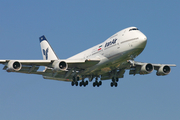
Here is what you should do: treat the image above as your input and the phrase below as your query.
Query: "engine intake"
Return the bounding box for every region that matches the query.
[156,65,171,76]
[140,63,154,74]
[59,61,67,70]
[52,61,68,71]
[7,61,22,72]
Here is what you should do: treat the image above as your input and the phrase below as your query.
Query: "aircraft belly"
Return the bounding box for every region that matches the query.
[81,48,144,75]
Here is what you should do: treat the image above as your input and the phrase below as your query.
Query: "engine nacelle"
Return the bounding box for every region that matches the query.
[52,61,68,71]
[140,63,154,74]
[7,60,22,72]
[156,65,171,76]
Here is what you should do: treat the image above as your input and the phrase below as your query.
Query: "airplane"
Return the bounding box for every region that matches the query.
[0,27,176,87]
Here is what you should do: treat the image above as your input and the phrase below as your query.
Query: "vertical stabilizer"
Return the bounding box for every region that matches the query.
[39,35,58,60]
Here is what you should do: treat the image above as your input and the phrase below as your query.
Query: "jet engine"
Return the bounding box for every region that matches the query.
[139,63,154,74]
[52,61,68,71]
[156,65,171,76]
[7,60,22,72]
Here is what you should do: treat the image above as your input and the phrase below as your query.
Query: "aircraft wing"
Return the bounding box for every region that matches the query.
[0,59,100,75]
[128,60,176,76]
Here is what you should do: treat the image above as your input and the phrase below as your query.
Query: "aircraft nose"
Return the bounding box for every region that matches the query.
[140,33,147,43]
[141,34,147,42]
[138,34,147,48]
[144,35,147,42]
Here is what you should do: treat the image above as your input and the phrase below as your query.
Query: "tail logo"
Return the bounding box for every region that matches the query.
[43,48,49,60]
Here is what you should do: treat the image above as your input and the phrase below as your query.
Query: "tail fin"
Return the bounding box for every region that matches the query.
[39,35,59,60]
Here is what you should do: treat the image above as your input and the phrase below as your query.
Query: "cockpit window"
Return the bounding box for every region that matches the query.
[129,28,139,31]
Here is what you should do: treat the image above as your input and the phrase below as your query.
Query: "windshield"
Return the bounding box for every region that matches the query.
[129,28,139,31]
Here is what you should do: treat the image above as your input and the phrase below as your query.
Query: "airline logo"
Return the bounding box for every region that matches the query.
[43,48,49,60]
[105,39,117,48]
[98,45,102,51]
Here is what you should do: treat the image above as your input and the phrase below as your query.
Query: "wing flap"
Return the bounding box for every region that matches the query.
[67,59,100,69]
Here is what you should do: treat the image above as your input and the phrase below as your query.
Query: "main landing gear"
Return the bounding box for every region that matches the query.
[93,77,102,87]
[71,76,79,86]
[110,77,118,87]
[71,81,78,86]
[71,76,89,87]
[79,80,88,87]
[71,76,120,87]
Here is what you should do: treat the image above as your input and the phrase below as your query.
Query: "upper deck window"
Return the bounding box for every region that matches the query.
[129,28,139,31]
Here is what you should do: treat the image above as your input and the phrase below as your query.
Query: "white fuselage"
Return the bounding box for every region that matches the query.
[68,27,147,76]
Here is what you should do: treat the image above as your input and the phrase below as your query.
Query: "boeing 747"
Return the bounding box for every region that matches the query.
[0,27,176,87]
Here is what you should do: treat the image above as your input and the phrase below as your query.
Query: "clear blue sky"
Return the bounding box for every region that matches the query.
[0,1,179,120]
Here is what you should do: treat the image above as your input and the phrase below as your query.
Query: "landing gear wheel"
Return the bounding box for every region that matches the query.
[85,80,88,85]
[71,82,74,86]
[110,82,113,87]
[93,82,96,87]
[75,82,78,86]
[115,82,118,87]
[99,81,102,85]
[83,82,86,87]
[80,82,82,87]
[78,80,89,87]
[116,78,119,82]
[92,81,102,87]
[110,82,118,87]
